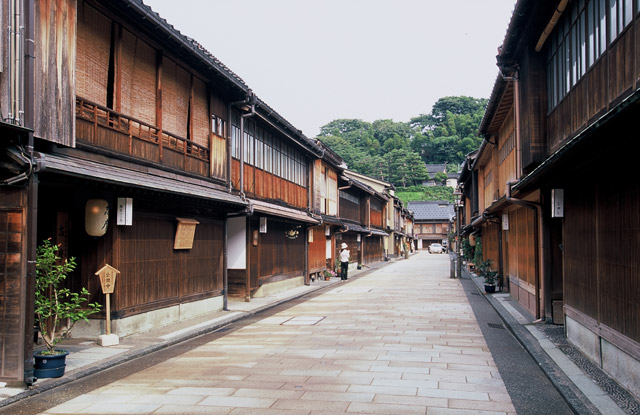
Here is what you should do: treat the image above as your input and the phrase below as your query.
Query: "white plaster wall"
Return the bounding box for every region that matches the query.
[566,316,601,363]
[566,315,640,400]
[253,276,304,298]
[602,339,640,399]
[73,296,224,338]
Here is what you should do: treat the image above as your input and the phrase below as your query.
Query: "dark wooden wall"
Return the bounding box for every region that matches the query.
[35,0,76,146]
[337,233,359,265]
[547,17,638,153]
[519,47,547,171]
[0,187,28,381]
[339,195,361,223]
[114,215,224,317]
[251,219,305,285]
[363,236,383,265]
[36,180,225,319]
[564,176,640,345]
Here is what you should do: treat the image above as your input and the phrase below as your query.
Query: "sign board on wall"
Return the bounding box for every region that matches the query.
[174,218,199,249]
[551,189,564,218]
[117,198,133,226]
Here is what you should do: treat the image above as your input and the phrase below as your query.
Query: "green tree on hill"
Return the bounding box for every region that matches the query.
[317,95,486,191]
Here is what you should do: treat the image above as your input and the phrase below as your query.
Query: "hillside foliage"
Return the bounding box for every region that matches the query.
[318,96,487,191]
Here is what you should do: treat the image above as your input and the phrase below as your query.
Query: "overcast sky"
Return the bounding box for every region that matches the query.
[144,0,516,138]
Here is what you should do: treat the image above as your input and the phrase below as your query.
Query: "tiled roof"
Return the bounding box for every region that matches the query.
[425,164,447,174]
[407,201,454,221]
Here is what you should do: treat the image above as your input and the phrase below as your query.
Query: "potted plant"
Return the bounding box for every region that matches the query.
[477,259,498,293]
[34,239,102,378]
[323,269,337,281]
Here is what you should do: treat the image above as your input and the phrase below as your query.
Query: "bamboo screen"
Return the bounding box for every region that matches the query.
[313,161,323,212]
[506,207,535,285]
[120,29,156,126]
[483,167,495,210]
[319,165,327,213]
[483,222,500,269]
[76,2,111,106]
[327,169,338,216]
[162,58,190,138]
[191,77,210,147]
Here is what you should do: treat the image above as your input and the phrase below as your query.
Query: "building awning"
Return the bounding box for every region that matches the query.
[37,152,246,207]
[341,223,389,237]
[367,228,389,237]
[319,214,345,226]
[342,223,369,233]
[250,199,319,224]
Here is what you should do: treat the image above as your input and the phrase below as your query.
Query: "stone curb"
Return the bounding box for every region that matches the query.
[464,267,601,415]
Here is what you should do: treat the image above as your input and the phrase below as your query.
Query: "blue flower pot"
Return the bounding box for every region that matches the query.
[34,350,69,378]
[484,285,496,294]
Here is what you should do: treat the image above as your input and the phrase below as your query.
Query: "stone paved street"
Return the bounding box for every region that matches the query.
[40,253,516,415]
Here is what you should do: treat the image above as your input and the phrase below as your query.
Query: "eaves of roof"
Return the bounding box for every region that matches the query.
[250,199,318,224]
[38,152,246,207]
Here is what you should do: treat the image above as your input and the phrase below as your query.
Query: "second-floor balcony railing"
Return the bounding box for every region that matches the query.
[75,97,226,180]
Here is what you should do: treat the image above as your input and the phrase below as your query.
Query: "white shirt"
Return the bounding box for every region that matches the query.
[340,249,350,262]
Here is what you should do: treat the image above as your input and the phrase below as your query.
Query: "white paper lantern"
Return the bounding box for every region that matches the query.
[85,199,109,237]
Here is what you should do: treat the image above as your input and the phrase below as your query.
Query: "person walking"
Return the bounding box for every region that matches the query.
[340,242,350,280]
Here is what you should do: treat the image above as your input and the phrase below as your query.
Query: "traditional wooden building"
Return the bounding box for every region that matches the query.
[408,201,454,251]
[0,0,402,386]
[337,173,388,268]
[391,197,415,256]
[225,96,322,300]
[466,0,640,398]
[341,171,398,260]
[0,0,38,383]
[0,0,322,384]
[307,143,344,278]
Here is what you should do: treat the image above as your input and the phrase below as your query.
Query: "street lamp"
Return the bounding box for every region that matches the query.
[453,188,463,278]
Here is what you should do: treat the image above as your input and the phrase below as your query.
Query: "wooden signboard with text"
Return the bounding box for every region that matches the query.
[174,218,199,249]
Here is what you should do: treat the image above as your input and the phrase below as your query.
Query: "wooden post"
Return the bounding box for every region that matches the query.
[95,265,120,346]
[105,293,111,335]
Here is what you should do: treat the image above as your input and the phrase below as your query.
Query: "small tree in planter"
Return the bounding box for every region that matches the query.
[34,239,101,377]
[477,259,498,293]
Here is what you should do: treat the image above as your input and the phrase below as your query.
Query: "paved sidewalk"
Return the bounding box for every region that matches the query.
[0,260,386,407]
[463,258,639,415]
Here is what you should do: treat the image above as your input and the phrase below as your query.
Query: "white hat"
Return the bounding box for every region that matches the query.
[341,243,347,249]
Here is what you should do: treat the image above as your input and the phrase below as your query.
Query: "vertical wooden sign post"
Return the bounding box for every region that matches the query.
[95,264,120,346]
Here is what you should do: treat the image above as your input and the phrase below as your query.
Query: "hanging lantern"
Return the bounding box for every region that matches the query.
[469,234,476,246]
[85,199,109,237]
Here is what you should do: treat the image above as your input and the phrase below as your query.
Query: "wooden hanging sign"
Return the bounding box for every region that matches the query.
[95,264,120,294]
